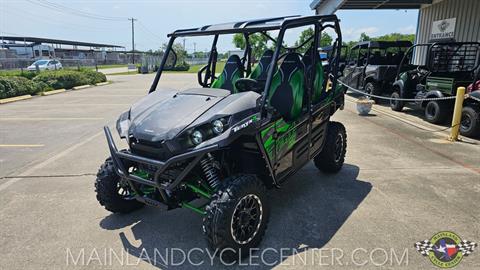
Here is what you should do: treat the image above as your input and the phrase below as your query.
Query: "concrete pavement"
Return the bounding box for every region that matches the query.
[0,73,479,269]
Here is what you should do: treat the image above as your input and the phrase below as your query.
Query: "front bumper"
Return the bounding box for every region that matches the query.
[104,126,217,195]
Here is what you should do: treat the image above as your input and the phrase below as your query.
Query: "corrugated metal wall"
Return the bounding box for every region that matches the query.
[417,0,480,43]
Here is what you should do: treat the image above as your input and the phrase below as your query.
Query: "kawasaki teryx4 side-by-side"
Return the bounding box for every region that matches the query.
[341,41,412,98]
[95,15,346,261]
[390,42,480,137]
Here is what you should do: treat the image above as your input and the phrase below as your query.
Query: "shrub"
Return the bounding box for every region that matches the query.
[0,76,49,99]
[33,70,89,89]
[0,70,38,80]
[33,70,107,89]
[81,69,107,84]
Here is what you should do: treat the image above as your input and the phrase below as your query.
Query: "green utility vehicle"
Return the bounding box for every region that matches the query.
[390,42,480,135]
[95,15,347,261]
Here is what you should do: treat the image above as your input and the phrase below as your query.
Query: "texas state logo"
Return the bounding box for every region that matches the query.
[415,231,477,268]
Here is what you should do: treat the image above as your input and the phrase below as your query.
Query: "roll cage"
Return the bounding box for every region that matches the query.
[396,42,480,78]
[148,15,343,117]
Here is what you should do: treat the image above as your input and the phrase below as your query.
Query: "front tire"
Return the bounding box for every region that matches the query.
[390,91,404,111]
[424,100,450,124]
[95,158,144,213]
[460,106,480,137]
[203,174,269,262]
[314,121,347,173]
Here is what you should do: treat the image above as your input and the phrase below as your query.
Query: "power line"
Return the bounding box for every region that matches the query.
[26,0,128,21]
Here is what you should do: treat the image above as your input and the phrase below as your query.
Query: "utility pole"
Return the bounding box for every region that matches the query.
[129,18,137,64]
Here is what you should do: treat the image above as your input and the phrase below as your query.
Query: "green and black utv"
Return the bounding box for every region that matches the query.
[390,42,480,135]
[95,15,347,261]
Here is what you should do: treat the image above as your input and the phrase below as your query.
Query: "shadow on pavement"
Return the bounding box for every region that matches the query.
[99,163,372,269]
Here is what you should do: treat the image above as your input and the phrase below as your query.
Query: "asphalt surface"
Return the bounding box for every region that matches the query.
[0,73,479,269]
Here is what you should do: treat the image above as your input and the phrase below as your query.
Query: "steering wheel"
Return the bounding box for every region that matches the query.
[235,78,263,93]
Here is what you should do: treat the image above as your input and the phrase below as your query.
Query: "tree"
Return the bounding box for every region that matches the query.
[320,32,333,47]
[295,28,333,53]
[359,32,371,42]
[232,33,269,60]
[162,42,188,66]
[371,33,415,43]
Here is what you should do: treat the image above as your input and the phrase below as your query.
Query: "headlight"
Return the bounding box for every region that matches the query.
[118,119,130,138]
[191,130,203,145]
[212,119,224,134]
[116,111,130,138]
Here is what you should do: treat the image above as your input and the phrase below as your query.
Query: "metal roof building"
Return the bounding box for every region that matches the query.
[310,0,480,44]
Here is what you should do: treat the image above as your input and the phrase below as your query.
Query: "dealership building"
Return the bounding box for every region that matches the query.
[310,0,480,44]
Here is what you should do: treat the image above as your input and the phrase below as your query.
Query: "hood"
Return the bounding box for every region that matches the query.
[128,88,230,141]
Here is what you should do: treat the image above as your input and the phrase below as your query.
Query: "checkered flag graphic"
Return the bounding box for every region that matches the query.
[457,240,477,256]
[415,240,434,256]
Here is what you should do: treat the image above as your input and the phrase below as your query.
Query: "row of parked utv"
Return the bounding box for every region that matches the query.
[339,41,480,138]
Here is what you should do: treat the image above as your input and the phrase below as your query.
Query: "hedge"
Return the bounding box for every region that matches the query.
[33,70,105,90]
[0,69,107,100]
[0,76,51,99]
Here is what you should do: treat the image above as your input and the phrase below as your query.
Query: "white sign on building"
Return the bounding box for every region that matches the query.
[430,18,456,40]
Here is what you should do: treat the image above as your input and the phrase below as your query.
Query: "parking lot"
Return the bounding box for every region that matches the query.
[0,73,479,269]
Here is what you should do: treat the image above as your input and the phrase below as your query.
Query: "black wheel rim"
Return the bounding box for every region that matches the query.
[334,133,344,163]
[230,194,263,245]
[461,113,472,131]
[426,103,436,118]
[365,84,372,97]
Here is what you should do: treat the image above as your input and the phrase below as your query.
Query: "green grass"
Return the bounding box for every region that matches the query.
[95,64,129,69]
[191,61,225,73]
[107,71,139,76]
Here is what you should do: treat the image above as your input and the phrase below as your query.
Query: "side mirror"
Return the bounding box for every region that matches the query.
[197,65,210,87]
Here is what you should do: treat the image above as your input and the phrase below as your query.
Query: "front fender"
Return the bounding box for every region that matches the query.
[421,90,444,107]
[393,80,404,93]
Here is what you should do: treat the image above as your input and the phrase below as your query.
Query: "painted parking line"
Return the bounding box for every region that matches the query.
[0,130,103,192]
[0,144,44,148]
[0,117,104,121]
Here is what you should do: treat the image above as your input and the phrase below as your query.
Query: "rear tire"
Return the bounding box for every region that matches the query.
[460,106,480,137]
[203,174,269,262]
[390,92,404,111]
[365,82,382,102]
[95,158,144,213]
[314,121,347,173]
[424,100,450,124]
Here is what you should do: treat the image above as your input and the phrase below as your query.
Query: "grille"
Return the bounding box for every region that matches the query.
[130,138,172,161]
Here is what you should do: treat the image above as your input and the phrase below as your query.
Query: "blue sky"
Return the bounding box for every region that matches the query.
[0,0,418,52]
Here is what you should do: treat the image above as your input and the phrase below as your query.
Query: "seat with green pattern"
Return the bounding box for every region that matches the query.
[268,53,305,122]
[302,47,325,104]
[250,49,275,81]
[211,55,244,93]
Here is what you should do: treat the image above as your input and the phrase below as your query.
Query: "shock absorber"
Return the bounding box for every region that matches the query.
[200,153,220,190]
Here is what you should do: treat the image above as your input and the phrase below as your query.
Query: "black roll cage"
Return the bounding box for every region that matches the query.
[148,15,342,118]
[396,42,480,79]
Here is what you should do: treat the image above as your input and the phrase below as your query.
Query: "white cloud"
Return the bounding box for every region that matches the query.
[397,25,416,34]
[342,26,379,41]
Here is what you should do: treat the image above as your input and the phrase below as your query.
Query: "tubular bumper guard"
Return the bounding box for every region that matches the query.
[104,126,218,194]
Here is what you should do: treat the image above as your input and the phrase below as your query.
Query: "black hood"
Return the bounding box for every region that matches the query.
[129,88,229,141]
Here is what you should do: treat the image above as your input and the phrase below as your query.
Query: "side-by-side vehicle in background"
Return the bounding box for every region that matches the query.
[390,42,480,137]
[341,40,412,98]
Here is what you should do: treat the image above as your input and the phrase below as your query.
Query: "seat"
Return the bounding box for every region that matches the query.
[211,54,244,93]
[302,47,325,104]
[250,49,275,81]
[268,53,305,122]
